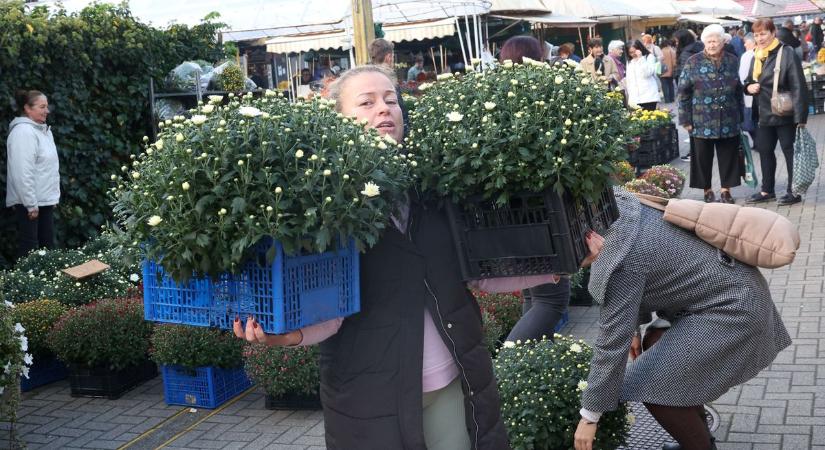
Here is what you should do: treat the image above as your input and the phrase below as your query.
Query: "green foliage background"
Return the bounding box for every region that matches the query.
[0,1,224,266]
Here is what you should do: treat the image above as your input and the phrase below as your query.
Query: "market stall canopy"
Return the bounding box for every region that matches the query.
[489,0,551,13]
[538,0,679,21]
[736,0,825,17]
[489,12,597,27]
[678,14,742,25]
[265,17,459,53]
[673,0,744,17]
[30,0,490,42]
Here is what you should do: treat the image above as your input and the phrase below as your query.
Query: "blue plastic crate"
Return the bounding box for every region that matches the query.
[21,356,69,392]
[161,365,251,408]
[143,240,360,334]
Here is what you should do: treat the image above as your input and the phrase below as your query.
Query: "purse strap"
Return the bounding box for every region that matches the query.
[772,45,783,98]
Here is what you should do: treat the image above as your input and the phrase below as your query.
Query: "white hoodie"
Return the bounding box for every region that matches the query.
[625,54,661,106]
[5,117,60,210]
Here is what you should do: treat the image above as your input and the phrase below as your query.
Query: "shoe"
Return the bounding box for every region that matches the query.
[746,192,776,204]
[719,191,735,204]
[777,194,802,205]
[680,155,691,162]
[704,191,716,203]
[662,443,681,450]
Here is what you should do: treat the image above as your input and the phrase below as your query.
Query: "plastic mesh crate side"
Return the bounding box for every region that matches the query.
[162,365,251,408]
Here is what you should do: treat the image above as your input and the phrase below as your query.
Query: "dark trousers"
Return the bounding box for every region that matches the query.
[15,204,55,259]
[690,136,741,190]
[506,278,570,342]
[660,77,675,103]
[756,124,796,195]
[638,102,658,111]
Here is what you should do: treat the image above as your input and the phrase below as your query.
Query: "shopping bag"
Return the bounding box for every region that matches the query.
[792,127,819,195]
[739,133,758,188]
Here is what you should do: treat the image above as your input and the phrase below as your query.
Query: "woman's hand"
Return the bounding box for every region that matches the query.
[580,231,605,268]
[233,316,302,347]
[746,84,760,95]
[629,334,642,360]
[574,419,598,450]
[27,210,38,220]
[683,124,693,132]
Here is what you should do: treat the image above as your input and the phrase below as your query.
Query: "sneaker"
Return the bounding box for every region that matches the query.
[746,192,776,204]
[777,194,801,205]
[680,155,691,162]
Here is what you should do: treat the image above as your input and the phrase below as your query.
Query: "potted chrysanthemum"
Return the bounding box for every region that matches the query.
[627,108,678,167]
[11,299,69,391]
[1,300,33,429]
[494,336,631,449]
[150,324,251,408]
[113,92,415,334]
[47,297,156,399]
[410,61,627,278]
[639,164,686,199]
[243,343,321,410]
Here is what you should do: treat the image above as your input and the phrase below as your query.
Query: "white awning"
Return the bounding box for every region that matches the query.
[679,13,742,26]
[671,0,744,17]
[490,13,597,27]
[266,18,458,54]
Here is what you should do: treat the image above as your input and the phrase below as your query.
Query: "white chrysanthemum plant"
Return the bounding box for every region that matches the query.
[410,57,629,204]
[112,91,416,282]
[1,301,33,398]
[494,334,632,449]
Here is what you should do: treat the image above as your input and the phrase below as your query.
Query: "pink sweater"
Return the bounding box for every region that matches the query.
[299,273,558,392]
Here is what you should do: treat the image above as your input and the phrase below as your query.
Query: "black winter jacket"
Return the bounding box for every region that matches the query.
[813,24,824,47]
[776,27,801,49]
[318,194,510,450]
[677,41,704,78]
[744,45,809,127]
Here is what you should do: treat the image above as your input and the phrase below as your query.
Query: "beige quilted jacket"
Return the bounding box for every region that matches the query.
[636,196,800,269]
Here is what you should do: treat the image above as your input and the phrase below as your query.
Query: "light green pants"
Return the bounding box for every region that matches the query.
[422,378,472,450]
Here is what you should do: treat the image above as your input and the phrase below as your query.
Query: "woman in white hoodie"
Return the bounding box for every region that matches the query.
[6,90,60,258]
[625,40,662,110]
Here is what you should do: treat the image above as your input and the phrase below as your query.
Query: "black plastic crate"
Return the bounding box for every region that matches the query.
[21,356,68,392]
[265,392,321,410]
[68,360,157,399]
[629,124,678,167]
[445,186,619,280]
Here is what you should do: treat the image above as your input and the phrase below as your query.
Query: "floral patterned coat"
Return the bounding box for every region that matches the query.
[677,51,743,139]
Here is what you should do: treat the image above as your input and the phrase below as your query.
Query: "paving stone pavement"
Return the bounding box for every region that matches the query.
[1,109,823,449]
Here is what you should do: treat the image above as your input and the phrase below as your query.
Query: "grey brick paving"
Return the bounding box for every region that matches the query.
[1,107,823,449]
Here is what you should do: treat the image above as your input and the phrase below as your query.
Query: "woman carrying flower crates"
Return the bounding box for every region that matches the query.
[234,65,593,450]
[677,24,744,204]
[573,189,791,450]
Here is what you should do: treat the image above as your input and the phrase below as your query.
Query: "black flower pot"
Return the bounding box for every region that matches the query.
[68,359,157,399]
[264,392,321,410]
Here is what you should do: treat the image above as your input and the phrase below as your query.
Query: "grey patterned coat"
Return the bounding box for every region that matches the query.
[582,188,791,412]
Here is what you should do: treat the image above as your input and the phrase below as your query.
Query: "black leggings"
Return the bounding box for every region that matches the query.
[506,278,570,342]
[756,124,796,195]
[638,102,658,111]
[689,136,741,190]
[15,204,55,260]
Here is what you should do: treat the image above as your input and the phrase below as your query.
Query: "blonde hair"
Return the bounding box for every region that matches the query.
[326,65,397,112]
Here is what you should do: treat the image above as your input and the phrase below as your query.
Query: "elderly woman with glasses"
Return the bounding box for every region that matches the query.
[677,24,744,204]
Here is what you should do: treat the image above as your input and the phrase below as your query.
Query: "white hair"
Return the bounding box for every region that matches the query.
[607,40,625,52]
[701,24,725,42]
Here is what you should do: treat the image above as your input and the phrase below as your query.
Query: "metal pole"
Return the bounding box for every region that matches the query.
[463,13,473,60]
[455,17,468,68]
[351,0,375,65]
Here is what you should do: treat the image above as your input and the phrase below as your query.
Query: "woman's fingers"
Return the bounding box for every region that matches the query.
[253,319,268,343]
[232,316,244,339]
[244,316,257,342]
